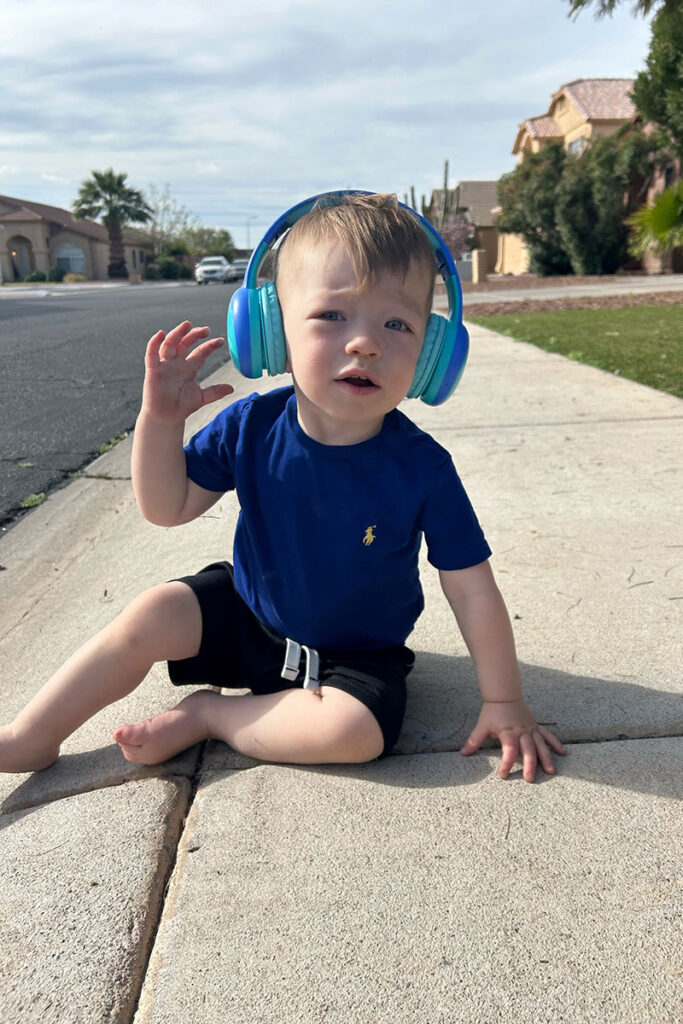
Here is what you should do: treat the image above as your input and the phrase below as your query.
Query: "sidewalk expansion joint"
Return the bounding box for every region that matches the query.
[435,413,683,433]
[3,729,681,821]
[124,738,210,1024]
[0,766,194,818]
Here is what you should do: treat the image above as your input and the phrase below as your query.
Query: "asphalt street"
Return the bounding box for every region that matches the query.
[0,282,238,527]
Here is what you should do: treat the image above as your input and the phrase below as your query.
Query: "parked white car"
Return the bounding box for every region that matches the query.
[194,256,231,284]
[227,257,250,281]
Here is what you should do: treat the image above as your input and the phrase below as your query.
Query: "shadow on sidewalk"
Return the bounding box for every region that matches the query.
[2,656,680,823]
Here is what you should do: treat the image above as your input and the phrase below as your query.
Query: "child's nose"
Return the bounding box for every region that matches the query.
[346,327,380,358]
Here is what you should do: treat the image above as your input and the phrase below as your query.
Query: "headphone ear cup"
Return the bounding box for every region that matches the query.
[228,285,264,378]
[259,282,287,376]
[421,320,469,406]
[407,314,469,406]
[407,313,447,399]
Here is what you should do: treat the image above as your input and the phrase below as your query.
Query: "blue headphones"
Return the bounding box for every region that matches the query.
[227,190,468,406]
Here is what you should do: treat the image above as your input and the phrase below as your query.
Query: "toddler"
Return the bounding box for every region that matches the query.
[0,192,565,781]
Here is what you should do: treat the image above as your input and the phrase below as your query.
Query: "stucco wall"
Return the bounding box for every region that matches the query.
[0,219,50,280]
[495,231,530,276]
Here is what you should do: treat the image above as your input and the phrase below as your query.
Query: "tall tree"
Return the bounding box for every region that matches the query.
[568,0,683,159]
[183,226,236,260]
[497,129,656,275]
[566,0,675,18]
[496,141,573,275]
[73,169,152,278]
[631,3,683,158]
[145,183,201,258]
[555,129,654,273]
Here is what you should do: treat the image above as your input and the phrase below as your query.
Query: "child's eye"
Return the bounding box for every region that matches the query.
[386,318,409,332]
[318,311,344,321]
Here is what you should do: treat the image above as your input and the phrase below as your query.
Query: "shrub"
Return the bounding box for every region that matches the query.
[157,256,181,279]
[144,263,161,280]
[63,272,88,284]
[24,270,47,282]
[178,263,192,279]
[164,240,190,256]
[48,266,66,282]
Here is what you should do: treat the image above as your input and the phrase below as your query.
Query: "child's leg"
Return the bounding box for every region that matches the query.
[115,686,384,766]
[0,582,202,773]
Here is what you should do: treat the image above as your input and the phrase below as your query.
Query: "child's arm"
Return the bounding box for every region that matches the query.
[439,561,566,782]
[132,321,234,526]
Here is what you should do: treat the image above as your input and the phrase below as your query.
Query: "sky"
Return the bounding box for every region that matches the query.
[0,0,654,248]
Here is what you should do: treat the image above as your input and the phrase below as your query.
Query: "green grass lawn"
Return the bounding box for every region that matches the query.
[469,305,683,399]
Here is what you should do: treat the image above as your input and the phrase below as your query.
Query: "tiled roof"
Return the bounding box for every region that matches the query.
[1,206,44,223]
[554,79,636,120]
[455,181,500,227]
[429,182,500,228]
[0,194,148,244]
[0,194,108,241]
[524,115,562,139]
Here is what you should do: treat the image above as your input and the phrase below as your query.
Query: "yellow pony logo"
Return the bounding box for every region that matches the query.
[363,525,377,546]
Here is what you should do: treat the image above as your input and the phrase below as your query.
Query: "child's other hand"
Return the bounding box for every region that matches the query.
[142,321,234,423]
[460,699,567,783]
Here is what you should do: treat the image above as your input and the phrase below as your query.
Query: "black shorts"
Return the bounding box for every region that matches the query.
[168,561,414,757]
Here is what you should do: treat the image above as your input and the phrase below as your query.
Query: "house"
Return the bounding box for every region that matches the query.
[497,78,641,275]
[512,78,637,163]
[426,180,499,276]
[0,194,153,282]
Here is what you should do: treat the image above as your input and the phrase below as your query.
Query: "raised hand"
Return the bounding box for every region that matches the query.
[141,321,234,424]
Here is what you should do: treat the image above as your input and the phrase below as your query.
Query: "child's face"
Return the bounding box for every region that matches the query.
[279,239,431,445]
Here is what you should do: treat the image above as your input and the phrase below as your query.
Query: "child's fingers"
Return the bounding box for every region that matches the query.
[519,732,538,782]
[459,727,485,756]
[497,732,520,778]
[176,326,212,356]
[159,321,202,359]
[537,724,567,756]
[200,383,234,406]
[145,329,166,367]
[532,730,556,775]
[186,337,225,368]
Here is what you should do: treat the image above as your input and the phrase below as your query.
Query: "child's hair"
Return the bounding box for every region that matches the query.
[274,192,437,312]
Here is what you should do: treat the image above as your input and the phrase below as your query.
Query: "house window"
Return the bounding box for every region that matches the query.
[56,242,86,273]
[664,165,674,187]
[140,250,146,265]
[567,137,585,156]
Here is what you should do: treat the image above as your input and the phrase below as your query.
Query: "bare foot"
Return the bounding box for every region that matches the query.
[113,692,209,765]
[0,724,60,773]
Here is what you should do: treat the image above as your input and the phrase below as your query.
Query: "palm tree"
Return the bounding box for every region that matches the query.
[72,169,152,279]
[567,0,672,17]
[626,180,683,263]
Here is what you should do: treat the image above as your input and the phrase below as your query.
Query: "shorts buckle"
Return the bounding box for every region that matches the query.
[280,638,320,693]
[281,638,301,681]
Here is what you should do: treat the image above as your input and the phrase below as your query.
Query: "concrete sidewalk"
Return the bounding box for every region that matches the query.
[0,322,681,1023]
[435,272,683,309]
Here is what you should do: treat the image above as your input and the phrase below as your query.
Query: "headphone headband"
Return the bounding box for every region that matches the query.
[245,190,461,308]
[229,189,469,406]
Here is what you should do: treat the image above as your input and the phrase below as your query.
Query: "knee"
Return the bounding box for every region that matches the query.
[320,695,384,763]
[112,583,201,661]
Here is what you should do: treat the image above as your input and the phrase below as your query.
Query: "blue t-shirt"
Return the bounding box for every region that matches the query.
[184,387,491,649]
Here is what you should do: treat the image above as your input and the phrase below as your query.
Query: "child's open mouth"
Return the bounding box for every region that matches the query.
[338,375,379,390]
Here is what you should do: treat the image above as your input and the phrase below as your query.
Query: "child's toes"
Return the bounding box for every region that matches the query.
[118,743,144,763]
[113,723,144,746]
